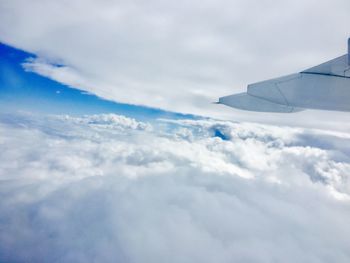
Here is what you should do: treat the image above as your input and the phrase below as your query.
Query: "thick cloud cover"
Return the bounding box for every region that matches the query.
[1,0,350,127]
[1,112,350,262]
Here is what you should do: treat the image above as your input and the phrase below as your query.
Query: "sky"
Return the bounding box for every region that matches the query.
[1,0,350,129]
[0,43,195,120]
[1,0,350,262]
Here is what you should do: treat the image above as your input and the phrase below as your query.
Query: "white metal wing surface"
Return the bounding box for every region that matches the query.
[219,38,350,113]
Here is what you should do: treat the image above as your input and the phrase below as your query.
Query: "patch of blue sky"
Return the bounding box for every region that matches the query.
[0,43,198,121]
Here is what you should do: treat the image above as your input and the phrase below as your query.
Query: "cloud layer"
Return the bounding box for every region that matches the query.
[1,112,350,262]
[1,0,350,126]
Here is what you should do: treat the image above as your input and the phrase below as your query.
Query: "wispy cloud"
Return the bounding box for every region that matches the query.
[1,0,350,127]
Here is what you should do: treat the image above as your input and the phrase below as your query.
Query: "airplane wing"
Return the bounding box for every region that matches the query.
[219,38,350,113]
[302,54,350,78]
[219,88,301,113]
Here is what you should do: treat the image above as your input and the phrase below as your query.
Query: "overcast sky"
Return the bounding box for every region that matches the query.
[1,0,350,128]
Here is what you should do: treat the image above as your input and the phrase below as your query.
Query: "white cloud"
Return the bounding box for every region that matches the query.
[1,112,350,262]
[1,0,350,128]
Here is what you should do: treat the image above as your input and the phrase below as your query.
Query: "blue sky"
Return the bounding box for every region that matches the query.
[0,43,195,120]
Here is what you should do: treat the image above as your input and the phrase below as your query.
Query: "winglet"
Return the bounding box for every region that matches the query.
[348,37,350,66]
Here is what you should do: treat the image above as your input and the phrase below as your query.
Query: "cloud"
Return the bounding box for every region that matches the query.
[1,0,350,128]
[1,112,350,262]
